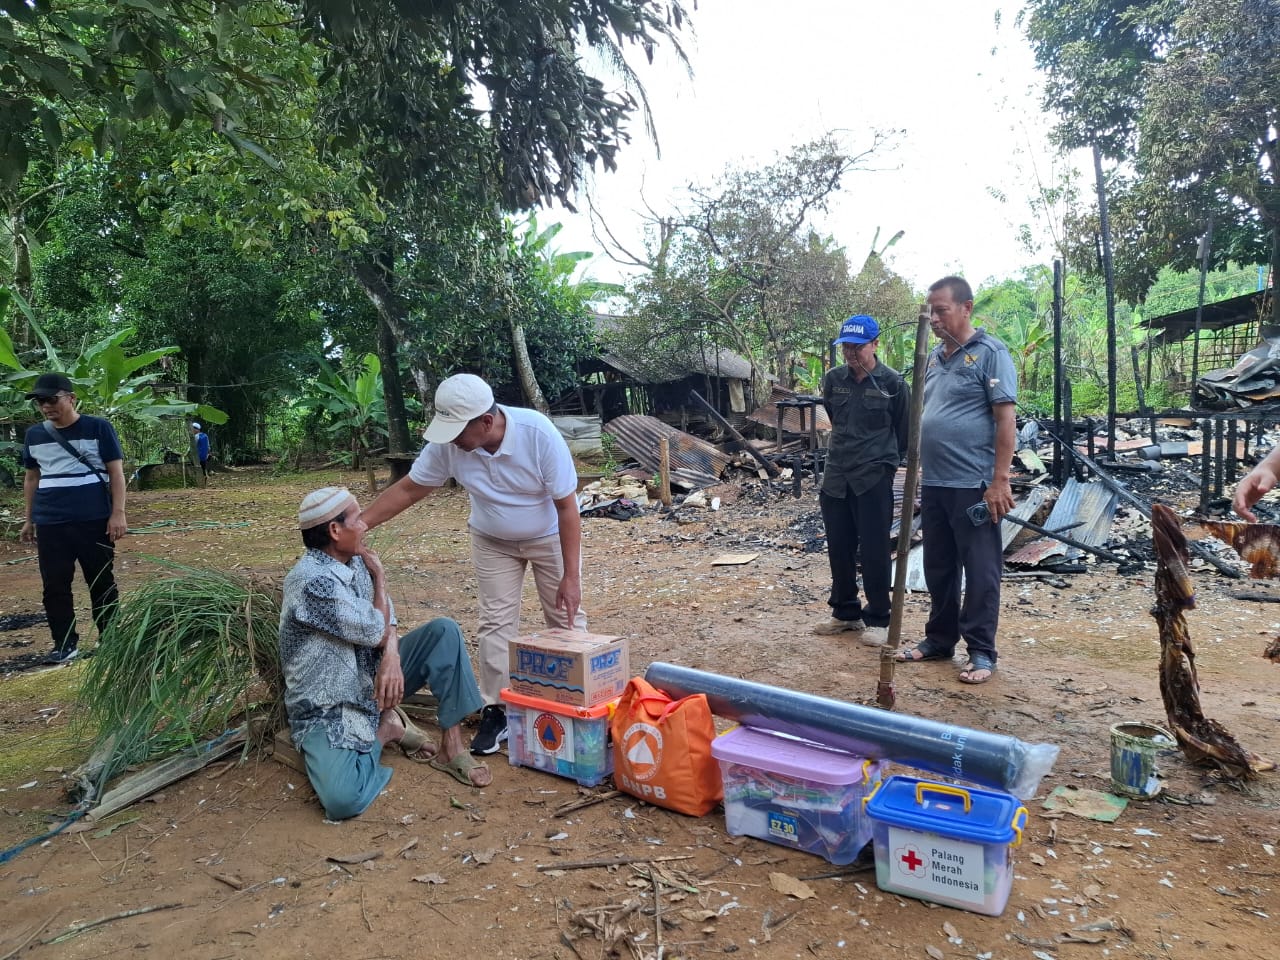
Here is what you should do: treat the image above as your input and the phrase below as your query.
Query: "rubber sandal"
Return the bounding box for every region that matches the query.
[429,752,490,788]
[959,655,997,684]
[893,641,953,663]
[393,706,437,762]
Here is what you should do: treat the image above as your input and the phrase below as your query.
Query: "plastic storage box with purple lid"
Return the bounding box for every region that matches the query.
[501,687,615,787]
[863,775,1028,916]
[711,726,884,865]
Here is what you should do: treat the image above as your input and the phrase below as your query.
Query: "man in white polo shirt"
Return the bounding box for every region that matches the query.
[362,373,586,755]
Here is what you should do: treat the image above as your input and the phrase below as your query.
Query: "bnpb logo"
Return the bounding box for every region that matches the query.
[533,713,566,754]
[621,722,663,781]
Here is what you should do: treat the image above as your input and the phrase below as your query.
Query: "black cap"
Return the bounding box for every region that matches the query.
[25,372,75,400]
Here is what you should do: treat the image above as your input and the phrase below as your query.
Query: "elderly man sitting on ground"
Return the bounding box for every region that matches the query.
[280,486,491,821]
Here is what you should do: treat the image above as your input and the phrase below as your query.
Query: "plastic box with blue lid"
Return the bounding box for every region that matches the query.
[710,725,885,865]
[501,687,615,787]
[863,775,1028,916]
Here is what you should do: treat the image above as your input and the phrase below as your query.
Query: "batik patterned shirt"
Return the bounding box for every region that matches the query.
[278,549,393,753]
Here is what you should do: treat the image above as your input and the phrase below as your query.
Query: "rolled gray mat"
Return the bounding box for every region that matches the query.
[644,662,1059,799]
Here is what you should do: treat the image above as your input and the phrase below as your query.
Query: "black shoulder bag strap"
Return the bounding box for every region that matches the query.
[43,419,113,510]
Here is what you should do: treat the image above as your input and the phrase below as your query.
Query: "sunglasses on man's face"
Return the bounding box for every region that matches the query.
[33,393,69,406]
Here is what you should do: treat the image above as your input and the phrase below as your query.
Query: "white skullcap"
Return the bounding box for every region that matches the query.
[298,486,356,530]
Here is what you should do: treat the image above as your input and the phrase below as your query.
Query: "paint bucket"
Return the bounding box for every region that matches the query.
[1109,722,1176,798]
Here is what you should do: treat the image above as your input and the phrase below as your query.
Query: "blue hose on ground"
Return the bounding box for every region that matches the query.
[0,804,88,865]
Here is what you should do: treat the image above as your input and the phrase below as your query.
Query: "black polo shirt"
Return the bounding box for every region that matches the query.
[820,362,909,497]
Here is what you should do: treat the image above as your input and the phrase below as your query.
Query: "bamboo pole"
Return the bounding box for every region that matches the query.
[878,304,932,710]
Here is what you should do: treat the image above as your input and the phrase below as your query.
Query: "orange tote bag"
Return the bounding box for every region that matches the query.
[611,677,723,816]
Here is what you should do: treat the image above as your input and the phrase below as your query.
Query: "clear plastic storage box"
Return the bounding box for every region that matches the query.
[711,726,884,865]
[501,687,615,787]
[864,775,1028,916]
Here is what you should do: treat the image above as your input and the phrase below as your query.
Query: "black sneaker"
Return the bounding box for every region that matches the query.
[470,704,508,755]
[45,647,79,665]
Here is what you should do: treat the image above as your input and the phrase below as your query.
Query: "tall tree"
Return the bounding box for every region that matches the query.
[620,134,895,395]
[1022,0,1279,317]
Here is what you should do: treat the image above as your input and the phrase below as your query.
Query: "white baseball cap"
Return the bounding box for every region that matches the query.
[423,374,495,444]
[191,422,202,430]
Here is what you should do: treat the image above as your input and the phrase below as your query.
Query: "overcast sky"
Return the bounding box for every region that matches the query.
[547,0,1074,294]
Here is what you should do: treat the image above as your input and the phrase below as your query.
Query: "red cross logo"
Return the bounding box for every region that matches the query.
[896,844,926,876]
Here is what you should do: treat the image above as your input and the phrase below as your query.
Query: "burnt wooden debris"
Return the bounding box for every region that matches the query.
[1150,503,1273,778]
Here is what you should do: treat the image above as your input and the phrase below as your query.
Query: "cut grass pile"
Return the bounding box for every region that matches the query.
[76,559,282,796]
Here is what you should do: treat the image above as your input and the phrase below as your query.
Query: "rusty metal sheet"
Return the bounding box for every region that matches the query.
[602,414,729,488]
[1007,478,1118,566]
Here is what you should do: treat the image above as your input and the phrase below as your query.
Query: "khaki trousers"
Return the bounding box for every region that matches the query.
[470,529,587,705]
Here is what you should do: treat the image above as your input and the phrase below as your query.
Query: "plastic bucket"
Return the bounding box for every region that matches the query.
[1109,722,1175,798]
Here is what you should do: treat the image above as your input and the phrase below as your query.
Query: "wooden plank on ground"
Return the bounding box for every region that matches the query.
[87,727,248,821]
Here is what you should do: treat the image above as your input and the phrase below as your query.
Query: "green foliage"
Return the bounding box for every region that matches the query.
[296,352,387,467]
[1142,264,1265,319]
[1023,0,1280,315]
[1021,1,1177,158]
[0,0,295,189]
[0,286,226,428]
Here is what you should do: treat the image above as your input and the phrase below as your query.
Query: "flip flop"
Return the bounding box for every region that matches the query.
[893,641,953,663]
[393,706,437,762]
[959,655,997,685]
[429,752,491,788]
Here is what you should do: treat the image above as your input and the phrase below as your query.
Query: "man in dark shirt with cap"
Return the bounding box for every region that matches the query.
[20,372,128,664]
[813,315,908,645]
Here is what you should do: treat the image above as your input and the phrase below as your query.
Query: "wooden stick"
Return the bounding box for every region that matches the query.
[688,389,780,477]
[879,303,932,709]
[649,866,664,958]
[41,903,184,945]
[0,912,59,960]
[536,854,693,872]
[78,832,104,867]
[552,790,620,817]
[657,438,672,507]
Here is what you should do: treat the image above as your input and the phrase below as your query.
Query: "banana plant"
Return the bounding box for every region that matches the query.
[1,287,227,427]
[297,352,387,489]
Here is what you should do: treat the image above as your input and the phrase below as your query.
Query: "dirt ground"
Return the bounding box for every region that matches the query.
[1,466,1277,960]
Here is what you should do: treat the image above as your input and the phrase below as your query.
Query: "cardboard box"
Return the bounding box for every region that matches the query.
[508,628,629,707]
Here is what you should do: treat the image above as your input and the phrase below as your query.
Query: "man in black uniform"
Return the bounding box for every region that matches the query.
[813,315,908,645]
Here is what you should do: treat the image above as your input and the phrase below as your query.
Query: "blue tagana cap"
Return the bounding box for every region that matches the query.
[833,314,879,345]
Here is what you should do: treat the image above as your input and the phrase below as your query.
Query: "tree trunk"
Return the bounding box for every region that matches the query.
[351,250,414,454]
[8,200,32,349]
[377,316,412,456]
[509,310,549,413]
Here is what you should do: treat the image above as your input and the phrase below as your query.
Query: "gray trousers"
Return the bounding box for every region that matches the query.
[299,617,483,820]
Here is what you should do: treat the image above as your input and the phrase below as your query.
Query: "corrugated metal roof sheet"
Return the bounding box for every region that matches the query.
[1007,478,1118,566]
[1000,485,1053,551]
[603,414,729,488]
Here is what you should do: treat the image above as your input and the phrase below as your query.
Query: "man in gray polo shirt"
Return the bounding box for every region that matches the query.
[895,276,1016,684]
[813,314,908,645]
